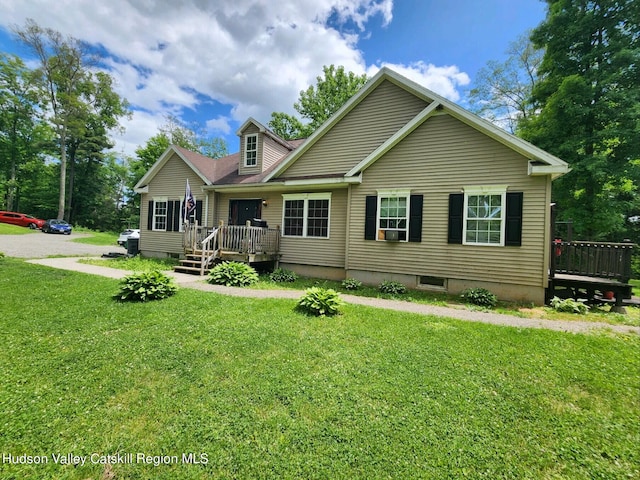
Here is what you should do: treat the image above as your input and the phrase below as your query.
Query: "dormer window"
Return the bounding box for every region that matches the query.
[244,134,257,167]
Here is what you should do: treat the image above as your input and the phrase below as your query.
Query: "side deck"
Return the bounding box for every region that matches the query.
[547,240,635,312]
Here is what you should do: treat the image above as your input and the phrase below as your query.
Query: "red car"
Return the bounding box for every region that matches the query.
[0,211,46,229]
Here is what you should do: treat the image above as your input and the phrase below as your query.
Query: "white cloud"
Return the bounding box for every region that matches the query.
[0,0,469,156]
[206,116,233,135]
[367,61,471,102]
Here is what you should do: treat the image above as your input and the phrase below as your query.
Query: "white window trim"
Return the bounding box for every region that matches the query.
[244,134,258,167]
[281,192,332,239]
[152,196,168,232]
[376,189,411,242]
[462,185,507,246]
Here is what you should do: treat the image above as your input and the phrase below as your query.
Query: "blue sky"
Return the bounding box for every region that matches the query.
[0,0,547,157]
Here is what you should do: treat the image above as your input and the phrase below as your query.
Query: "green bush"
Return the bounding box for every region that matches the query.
[269,268,298,283]
[341,277,363,290]
[550,296,589,314]
[0,251,4,259]
[379,280,407,295]
[208,261,259,287]
[116,270,177,302]
[296,287,344,317]
[461,287,498,308]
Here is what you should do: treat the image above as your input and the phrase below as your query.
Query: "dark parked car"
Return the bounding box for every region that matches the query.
[42,219,72,235]
[0,211,46,229]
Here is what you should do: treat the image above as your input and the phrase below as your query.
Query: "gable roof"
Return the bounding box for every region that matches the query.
[264,67,569,181]
[236,117,298,150]
[133,138,308,193]
[134,145,216,192]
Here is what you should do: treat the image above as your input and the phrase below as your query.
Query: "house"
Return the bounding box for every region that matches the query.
[134,67,570,304]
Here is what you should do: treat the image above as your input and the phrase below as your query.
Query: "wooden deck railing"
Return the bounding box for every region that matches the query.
[551,240,635,282]
[218,224,280,254]
[184,221,281,274]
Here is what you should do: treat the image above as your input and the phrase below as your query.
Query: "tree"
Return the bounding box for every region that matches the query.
[468,32,543,133]
[519,0,640,240]
[13,19,93,220]
[63,71,129,223]
[0,53,52,211]
[269,65,368,139]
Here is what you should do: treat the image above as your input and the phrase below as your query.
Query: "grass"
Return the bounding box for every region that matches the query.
[0,256,639,479]
[631,279,639,297]
[71,227,119,246]
[0,223,38,235]
[78,257,640,326]
[79,255,179,271]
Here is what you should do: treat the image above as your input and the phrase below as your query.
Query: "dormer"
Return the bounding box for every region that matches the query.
[236,118,294,175]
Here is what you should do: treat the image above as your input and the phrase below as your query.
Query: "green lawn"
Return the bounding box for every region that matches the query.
[79,256,640,326]
[0,223,38,235]
[1,257,638,479]
[71,227,119,246]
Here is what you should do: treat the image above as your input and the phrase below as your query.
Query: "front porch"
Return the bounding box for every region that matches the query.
[175,221,281,275]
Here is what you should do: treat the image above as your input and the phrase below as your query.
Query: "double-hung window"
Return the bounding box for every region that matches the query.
[244,134,257,167]
[377,189,411,241]
[282,193,331,238]
[463,186,506,246]
[152,197,168,231]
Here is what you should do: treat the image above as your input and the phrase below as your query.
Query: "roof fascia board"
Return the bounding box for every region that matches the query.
[262,70,391,182]
[382,68,570,171]
[203,175,360,193]
[346,101,441,176]
[133,145,179,190]
[528,162,572,179]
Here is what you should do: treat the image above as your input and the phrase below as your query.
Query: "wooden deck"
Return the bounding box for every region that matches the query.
[547,240,635,312]
[176,222,281,275]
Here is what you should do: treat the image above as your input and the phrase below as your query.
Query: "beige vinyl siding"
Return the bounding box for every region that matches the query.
[262,135,290,170]
[280,80,428,178]
[215,188,348,268]
[347,114,551,288]
[238,124,261,176]
[140,154,212,255]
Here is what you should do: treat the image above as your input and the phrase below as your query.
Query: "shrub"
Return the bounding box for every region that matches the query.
[461,287,498,308]
[208,261,258,287]
[341,277,363,290]
[296,287,344,316]
[550,296,589,314]
[116,270,177,302]
[379,280,407,295]
[269,268,298,283]
[0,251,4,259]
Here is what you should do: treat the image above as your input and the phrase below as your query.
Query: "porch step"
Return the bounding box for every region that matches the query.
[174,254,212,276]
[174,265,209,275]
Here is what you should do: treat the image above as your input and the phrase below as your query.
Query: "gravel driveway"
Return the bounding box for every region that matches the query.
[0,231,123,258]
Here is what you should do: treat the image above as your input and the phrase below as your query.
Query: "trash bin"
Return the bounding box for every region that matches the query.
[126,238,140,256]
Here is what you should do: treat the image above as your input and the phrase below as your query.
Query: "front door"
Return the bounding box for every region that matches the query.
[229,199,262,226]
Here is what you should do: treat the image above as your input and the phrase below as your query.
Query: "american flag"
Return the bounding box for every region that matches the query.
[183,179,196,223]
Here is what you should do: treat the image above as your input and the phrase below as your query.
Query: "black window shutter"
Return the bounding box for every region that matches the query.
[408,195,423,242]
[364,196,377,240]
[448,193,464,244]
[195,200,203,225]
[505,192,523,246]
[147,200,153,230]
[166,201,174,232]
[172,200,181,232]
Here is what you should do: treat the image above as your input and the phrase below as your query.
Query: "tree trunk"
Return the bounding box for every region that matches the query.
[58,131,66,220]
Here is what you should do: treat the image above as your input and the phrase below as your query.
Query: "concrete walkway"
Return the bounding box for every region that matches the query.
[27,257,640,336]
